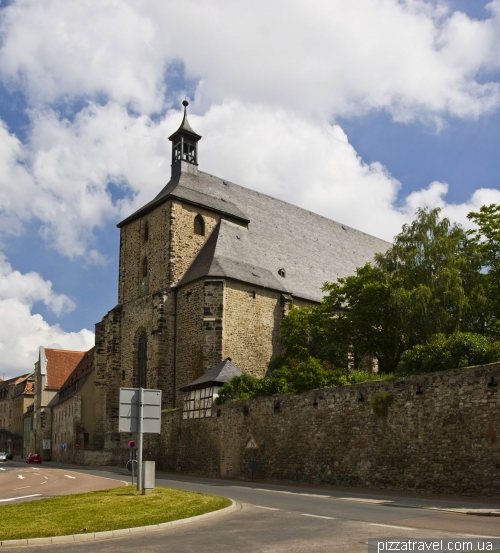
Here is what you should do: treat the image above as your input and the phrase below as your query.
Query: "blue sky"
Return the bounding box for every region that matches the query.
[0,0,499,378]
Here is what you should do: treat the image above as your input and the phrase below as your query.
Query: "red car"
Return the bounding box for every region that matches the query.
[26,453,42,464]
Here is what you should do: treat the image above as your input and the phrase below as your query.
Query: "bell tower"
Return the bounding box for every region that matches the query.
[169,100,202,178]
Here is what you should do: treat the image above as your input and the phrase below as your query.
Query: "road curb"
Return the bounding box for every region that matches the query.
[0,500,240,547]
[387,503,500,517]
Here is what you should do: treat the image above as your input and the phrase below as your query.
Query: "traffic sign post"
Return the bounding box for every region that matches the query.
[137,387,144,491]
[127,440,136,485]
[119,387,161,493]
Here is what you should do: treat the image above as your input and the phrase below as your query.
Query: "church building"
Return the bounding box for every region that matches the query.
[92,102,390,451]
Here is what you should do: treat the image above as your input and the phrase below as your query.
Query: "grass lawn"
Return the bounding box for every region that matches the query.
[0,486,231,541]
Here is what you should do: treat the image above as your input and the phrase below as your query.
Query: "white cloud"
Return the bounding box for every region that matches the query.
[404,181,500,228]
[1,100,499,260]
[0,253,74,315]
[0,0,500,122]
[189,101,500,239]
[0,120,36,240]
[0,254,94,379]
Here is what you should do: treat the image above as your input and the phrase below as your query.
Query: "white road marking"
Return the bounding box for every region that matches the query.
[40,481,47,485]
[44,476,48,479]
[0,467,5,470]
[253,505,279,510]
[0,494,41,502]
[462,534,500,539]
[301,514,335,520]
[13,486,31,490]
[64,475,76,479]
[245,488,332,499]
[17,475,25,479]
[30,467,40,470]
[339,497,389,504]
[369,523,416,531]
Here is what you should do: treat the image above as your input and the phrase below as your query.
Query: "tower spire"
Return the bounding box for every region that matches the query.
[169,100,202,178]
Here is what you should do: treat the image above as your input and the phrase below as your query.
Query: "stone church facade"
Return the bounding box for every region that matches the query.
[92,102,390,451]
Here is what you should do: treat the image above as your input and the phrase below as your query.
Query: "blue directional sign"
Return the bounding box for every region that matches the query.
[61,444,66,450]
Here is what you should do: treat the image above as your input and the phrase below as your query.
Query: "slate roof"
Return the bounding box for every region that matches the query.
[180,358,243,392]
[118,153,391,303]
[175,172,391,302]
[168,104,202,141]
[44,349,86,390]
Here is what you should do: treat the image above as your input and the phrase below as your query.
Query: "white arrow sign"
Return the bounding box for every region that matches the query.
[64,475,76,479]
[17,475,25,479]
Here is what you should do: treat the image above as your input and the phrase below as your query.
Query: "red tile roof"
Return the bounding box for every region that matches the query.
[59,347,95,392]
[45,349,86,390]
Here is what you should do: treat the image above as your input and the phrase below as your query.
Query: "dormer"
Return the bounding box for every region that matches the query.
[169,100,202,178]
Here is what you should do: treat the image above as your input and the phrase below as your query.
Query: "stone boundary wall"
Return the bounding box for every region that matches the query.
[157,363,500,496]
[55,449,113,466]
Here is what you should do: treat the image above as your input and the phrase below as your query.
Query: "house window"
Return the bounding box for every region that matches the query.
[142,257,148,277]
[84,433,89,444]
[194,215,205,236]
[138,332,148,389]
[182,386,220,420]
[144,221,149,242]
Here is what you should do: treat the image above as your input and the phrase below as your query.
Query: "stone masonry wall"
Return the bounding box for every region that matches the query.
[168,201,219,285]
[203,280,225,372]
[158,363,500,496]
[118,202,168,304]
[97,199,222,448]
[223,281,283,378]
[175,280,205,397]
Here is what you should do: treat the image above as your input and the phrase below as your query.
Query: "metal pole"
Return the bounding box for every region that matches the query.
[137,387,144,492]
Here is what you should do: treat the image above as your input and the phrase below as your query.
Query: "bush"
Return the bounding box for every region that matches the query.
[215,356,393,405]
[214,373,262,405]
[371,391,393,417]
[396,332,500,376]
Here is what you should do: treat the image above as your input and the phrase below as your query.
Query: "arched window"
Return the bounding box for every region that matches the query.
[144,221,149,242]
[142,257,148,278]
[137,332,148,389]
[194,214,205,236]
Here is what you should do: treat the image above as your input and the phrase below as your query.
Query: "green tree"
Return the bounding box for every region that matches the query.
[467,204,500,336]
[396,332,500,376]
[282,208,485,373]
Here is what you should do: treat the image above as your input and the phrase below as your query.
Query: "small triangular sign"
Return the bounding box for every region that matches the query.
[246,436,259,450]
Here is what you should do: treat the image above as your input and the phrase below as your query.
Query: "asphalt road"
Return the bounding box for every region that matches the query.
[0,461,126,504]
[1,461,500,552]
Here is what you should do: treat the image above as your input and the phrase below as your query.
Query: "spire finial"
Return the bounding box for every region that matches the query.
[182,99,189,108]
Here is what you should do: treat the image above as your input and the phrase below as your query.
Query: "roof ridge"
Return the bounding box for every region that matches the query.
[44,348,86,354]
